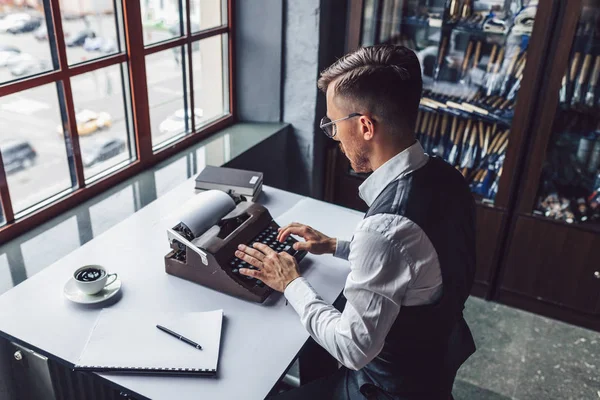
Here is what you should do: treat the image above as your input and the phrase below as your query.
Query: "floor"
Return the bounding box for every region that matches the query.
[1,126,599,399]
[456,297,600,399]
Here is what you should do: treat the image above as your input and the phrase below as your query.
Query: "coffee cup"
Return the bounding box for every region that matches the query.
[73,265,117,295]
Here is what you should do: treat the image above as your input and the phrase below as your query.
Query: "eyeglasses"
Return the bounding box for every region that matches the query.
[319,113,363,138]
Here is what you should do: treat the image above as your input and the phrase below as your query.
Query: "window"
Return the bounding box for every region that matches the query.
[0,0,233,242]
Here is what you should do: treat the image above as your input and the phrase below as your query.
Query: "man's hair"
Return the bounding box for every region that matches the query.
[318,44,422,135]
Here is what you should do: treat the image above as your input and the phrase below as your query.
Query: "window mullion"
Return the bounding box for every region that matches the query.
[227,0,236,119]
[123,0,153,164]
[49,0,85,189]
[186,0,196,133]
[0,151,15,224]
[189,25,229,42]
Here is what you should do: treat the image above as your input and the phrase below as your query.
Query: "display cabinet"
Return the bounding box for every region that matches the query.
[497,0,600,330]
[326,0,556,297]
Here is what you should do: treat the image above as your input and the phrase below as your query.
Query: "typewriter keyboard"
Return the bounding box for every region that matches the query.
[228,225,304,287]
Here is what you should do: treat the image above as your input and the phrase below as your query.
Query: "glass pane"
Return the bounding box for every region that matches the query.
[59,0,124,65]
[21,216,80,277]
[0,253,13,296]
[192,34,228,128]
[361,0,537,204]
[190,0,226,32]
[69,64,135,180]
[0,5,54,84]
[89,185,135,236]
[0,83,75,214]
[534,2,600,226]
[155,156,188,198]
[141,0,183,46]
[361,0,443,49]
[146,47,190,147]
[196,145,206,171]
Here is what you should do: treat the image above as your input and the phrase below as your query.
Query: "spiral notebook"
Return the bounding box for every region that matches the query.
[74,309,224,376]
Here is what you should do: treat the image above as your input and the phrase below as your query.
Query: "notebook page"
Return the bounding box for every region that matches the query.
[76,309,223,372]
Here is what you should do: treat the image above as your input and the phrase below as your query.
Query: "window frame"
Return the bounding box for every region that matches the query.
[0,0,236,243]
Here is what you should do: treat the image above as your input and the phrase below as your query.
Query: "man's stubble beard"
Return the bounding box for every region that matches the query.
[339,140,370,174]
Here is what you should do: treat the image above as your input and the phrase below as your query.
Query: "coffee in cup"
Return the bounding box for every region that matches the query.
[73,265,117,295]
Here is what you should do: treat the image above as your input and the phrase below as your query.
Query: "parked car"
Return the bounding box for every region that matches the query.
[55,109,112,136]
[83,37,102,51]
[3,52,32,68]
[159,108,204,135]
[83,37,117,53]
[0,13,31,33]
[100,39,117,54]
[66,29,96,47]
[0,45,20,67]
[82,138,126,167]
[9,58,49,77]
[7,17,41,34]
[0,140,37,174]
[33,24,51,41]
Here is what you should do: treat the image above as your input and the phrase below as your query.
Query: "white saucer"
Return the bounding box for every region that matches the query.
[63,277,122,304]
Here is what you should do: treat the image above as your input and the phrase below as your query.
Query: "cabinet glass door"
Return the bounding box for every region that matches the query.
[534,1,600,226]
[359,0,538,204]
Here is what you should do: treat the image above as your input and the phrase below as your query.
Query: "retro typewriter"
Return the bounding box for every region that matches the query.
[165,190,307,302]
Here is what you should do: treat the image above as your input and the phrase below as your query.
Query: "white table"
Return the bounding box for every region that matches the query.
[0,179,364,400]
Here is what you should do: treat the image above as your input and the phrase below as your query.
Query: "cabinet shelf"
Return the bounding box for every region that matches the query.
[526,211,600,235]
[446,24,509,38]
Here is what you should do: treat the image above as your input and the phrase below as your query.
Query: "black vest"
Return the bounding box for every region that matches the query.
[350,156,476,398]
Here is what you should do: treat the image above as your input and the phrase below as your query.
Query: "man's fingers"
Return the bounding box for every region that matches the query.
[235,250,264,269]
[237,244,265,261]
[278,226,309,242]
[278,251,295,261]
[252,242,277,255]
[292,241,313,252]
[278,222,303,231]
[277,223,302,241]
[238,267,262,278]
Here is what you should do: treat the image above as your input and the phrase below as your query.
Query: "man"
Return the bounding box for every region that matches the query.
[235,44,476,399]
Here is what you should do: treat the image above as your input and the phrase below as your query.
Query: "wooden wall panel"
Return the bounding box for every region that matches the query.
[500,216,600,316]
[474,206,507,295]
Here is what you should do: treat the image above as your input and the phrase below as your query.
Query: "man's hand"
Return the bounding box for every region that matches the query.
[235,243,300,293]
[277,223,336,255]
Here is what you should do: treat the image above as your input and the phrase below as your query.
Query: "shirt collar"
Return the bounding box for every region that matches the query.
[358,141,429,207]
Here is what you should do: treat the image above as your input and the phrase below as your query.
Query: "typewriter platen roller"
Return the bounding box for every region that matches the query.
[165,190,307,303]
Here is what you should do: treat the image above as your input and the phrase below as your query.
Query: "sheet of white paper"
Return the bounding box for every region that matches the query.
[274,198,364,242]
[178,190,235,237]
[76,309,223,372]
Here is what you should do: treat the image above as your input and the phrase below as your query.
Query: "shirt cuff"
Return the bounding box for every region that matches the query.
[334,239,350,260]
[284,277,319,314]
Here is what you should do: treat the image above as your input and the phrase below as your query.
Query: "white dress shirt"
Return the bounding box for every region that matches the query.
[284,141,443,371]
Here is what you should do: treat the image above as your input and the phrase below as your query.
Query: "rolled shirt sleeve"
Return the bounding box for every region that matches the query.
[284,229,411,371]
[334,239,351,260]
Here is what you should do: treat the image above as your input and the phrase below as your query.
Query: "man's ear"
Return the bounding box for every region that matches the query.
[360,116,374,141]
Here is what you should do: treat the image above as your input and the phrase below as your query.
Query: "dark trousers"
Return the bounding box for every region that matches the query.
[270,365,456,400]
[270,295,458,399]
[270,337,458,400]
[269,367,349,400]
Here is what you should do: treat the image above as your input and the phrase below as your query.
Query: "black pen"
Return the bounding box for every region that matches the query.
[156,325,203,350]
